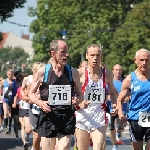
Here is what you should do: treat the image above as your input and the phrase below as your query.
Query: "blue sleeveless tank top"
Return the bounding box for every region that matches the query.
[128,72,150,120]
[3,79,11,101]
[113,79,128,114]
[107,79,128,114]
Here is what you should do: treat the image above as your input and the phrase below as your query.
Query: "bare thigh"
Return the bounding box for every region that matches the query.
[41,137,56,150]
[3,103,11,117]
[58,135,72,150]
[24,116,32,133]
[76,128,90,150]
[91,126,107,150]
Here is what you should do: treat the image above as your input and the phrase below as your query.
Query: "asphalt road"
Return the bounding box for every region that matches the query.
[0,126,133,150]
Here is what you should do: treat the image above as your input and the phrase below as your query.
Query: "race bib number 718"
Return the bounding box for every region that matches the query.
[48,85,71,105]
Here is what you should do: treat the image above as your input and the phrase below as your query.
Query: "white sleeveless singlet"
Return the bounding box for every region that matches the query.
[76,67,108,132]
[20,75,33,109]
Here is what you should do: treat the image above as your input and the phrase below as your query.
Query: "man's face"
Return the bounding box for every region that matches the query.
[86,47,101,67]
[113,65,122,78]
[16,72,23,81]
[53,42,69,65]
[135,51,150,72]
[7,71,13,79]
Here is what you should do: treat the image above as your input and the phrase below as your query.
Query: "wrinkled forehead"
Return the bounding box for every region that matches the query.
[137,51,150,59]
[58,41,68,50]
[7,71,13,75]
[87,47,102,54]
[113,65,122,70]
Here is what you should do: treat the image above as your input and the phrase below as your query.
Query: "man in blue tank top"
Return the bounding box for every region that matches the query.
[108,64,128,150]
[0,69,13,134]
[29,40,88,150]
[117,49,150,150]
[4,71,23,142]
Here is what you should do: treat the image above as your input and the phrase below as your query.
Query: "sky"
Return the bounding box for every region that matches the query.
[0,0,37,39]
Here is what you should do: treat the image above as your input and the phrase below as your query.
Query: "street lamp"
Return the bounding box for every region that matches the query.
[61,30,67,40]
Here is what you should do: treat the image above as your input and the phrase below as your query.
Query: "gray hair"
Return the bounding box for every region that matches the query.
[86,43,103,53]
[135,48,150,59]
[49,40,59,52]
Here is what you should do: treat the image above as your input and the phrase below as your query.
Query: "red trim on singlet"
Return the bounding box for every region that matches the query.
[102,67,108,124]
[82,67,108,124]
[82,66,88,94]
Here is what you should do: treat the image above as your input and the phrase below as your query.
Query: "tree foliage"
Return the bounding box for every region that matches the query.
[0,46,30,77]
[106,0,150,74]
[0,0,26,22]
[29,0,143,68]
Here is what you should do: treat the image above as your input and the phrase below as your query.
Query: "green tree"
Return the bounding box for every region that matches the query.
[0,46,30,77]
[29,0,143,68]
[106,1,150,74]
[0,0,26,22]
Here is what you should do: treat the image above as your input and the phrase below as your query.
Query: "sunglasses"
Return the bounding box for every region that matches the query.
[16,74,23,77]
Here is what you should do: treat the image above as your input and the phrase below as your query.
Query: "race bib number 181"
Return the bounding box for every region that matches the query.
[84,87,105,104]
[48,85,71,105]
[138,111,150,127]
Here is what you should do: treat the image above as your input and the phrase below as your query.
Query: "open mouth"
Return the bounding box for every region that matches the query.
[93,62,97,64]
[62,59,67,61]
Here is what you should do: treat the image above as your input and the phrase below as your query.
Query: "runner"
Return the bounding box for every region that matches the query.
[29,39,87,150]
[0,77,4,132]
[28,62,49,150]
[108,64,128,150]
[0,70,13,134]
[77,44,118,150]
[4,71,23,141]
[74,60,88,150]
[117,49,150,150]
[12,85,29,149]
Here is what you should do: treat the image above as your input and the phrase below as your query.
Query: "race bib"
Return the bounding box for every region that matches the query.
[19,100,30,109]
[84,87,105,103]
[138,111,150,127]
[48,85,71,105]
[32,104,40,114]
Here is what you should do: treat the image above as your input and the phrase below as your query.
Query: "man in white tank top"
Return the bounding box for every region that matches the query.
[77,44,118,150]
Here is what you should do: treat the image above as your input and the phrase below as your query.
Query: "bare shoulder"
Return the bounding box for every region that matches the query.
[33,66,45,83]
[78,67,84,77]
[0,79,4,87]
[23,76,29,83]
[122,74,131,87]
[37,66,45,77]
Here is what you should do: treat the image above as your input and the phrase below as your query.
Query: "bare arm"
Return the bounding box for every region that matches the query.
[72,67,83,104]
[4,84,13,100]
[0,80,4,97]
[78,67,84,77]
[21,77,29,101]
[117,75,131,117]
[28,67,45,105]
[106,70,118,105]
[12,93,19,107]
